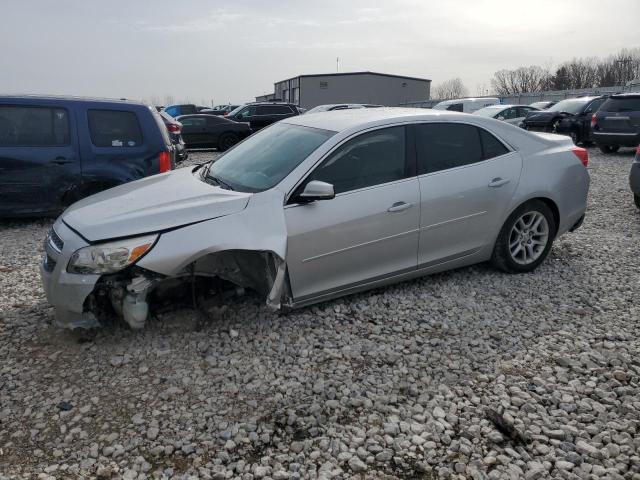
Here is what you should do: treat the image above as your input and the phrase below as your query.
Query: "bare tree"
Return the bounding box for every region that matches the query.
[491,66,551,94]
[432,78,469,100]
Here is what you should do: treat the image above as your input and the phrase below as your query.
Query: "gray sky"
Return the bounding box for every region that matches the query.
[2,0,638,105]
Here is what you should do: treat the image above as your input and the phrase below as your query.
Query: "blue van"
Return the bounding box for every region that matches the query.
[0,95,175,217]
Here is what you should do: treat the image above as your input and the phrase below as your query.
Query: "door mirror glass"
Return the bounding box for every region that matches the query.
[297,180,335,202]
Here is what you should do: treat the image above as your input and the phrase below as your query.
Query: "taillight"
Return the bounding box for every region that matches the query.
[159,151,172,173]
[636,145,640,160]
[572,147,589,167]
[167,123,181,134]
[590,114,597,128]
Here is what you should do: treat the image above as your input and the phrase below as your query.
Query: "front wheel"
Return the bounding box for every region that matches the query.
[491,200,557,273]
[599,145,620,154]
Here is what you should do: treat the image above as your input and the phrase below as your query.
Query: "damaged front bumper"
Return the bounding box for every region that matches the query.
[40,220,101,329]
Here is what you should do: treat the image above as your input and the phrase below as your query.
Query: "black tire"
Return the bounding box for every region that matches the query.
[599,145,620,154]
[570,131,579,145]
[218,133,239,152]
[491,200,557,274]
[634,194,640,209]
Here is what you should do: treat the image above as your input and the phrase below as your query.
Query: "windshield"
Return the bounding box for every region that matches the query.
[206,123,336,192]
[227,104,246,117]
[474,106,503,117]
[547,99,590,114]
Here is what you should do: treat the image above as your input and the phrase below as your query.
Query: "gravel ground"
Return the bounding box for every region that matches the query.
[1,147,639,480]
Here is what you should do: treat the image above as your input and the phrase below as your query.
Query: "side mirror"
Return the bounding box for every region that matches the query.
[297,180,335,203]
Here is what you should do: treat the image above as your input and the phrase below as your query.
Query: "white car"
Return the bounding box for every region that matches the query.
[41,108,590,329]
[474,104,540,125]
[432,97,500,113]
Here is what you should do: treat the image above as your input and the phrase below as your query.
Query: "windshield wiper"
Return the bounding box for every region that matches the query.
[206,174,234,191]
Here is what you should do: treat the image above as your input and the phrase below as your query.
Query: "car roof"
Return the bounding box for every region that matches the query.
[0,94,145,106]
[610,92,640,99]
[283,107,488,132]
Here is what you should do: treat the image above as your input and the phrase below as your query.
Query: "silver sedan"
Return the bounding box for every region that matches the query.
[41,108,590,329]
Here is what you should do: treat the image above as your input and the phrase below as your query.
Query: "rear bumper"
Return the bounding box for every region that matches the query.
[630,162,640,195]
[592,131,640,147]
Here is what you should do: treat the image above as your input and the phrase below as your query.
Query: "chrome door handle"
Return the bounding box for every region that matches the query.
[387,201,412,213]
[488,177,510,188]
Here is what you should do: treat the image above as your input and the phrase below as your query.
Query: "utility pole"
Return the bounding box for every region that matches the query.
[336,57,339,73]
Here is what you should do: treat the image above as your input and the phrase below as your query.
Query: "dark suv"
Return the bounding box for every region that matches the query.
[226,102,299,131]
[591,93,640,153]
[0,95,174,217]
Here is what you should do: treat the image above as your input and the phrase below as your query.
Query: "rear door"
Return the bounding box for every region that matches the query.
[78,106,158,189]
[180,116,209,146]
[598,97,640,133]
[0,104,79,215]
[415,122,522,267]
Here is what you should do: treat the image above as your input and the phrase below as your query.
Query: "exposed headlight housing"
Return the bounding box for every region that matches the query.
[67,234,158,275]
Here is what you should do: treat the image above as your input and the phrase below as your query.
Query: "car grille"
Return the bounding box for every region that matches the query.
[48,228,64,253]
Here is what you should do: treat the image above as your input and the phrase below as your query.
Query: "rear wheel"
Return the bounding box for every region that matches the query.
[218,133,239,152]
[491,200,557,273]
[599,145,620,154]
[634,194,640,209]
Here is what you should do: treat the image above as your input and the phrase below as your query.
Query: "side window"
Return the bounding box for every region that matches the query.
[416,123,483,174]
[206,116,224,126]
[180,117,206,127]
[305,126,407,194]
[517,107,532,117]
[0,106,69,146]
[88,110,143,147]
[446,103,463,112]
[479,128,509,159]
[272,105,293,115]
[501,107,517,119]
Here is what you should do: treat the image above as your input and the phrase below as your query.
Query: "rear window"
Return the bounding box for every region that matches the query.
[599,97,640,113]
[0,105,70,146]
[88,110,143,147]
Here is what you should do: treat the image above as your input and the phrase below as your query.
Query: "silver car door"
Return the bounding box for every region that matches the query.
[285,125,420,302]
[415,123,522,267]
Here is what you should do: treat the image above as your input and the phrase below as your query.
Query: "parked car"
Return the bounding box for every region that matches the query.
[201,104,241,116]
[0,95,175,218]
[177,114,252,151]
[159,111,188,162]
[520,96,607,145]
[305,104,383,114]
[629,146,640,208]
[473,105,539,125]
[225,102,299,131]
[40,108,589,329]
[530,101,557,110]
[432,97,500,113]
[163,104,210,118]
[591,93,640,153]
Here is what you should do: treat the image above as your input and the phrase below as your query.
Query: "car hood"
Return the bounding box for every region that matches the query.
[63,167,251,242]
[524,111,571,123]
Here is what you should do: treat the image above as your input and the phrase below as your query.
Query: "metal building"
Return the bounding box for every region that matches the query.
[259,71,431,109]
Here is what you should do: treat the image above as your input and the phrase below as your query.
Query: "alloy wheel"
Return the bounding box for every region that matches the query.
[508,211,549,265]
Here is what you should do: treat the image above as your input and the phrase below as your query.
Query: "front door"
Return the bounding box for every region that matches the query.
[285,125,420,302]
[414,122,522,267]
[0,104,79,215]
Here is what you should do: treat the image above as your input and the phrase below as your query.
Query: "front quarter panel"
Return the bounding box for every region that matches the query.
[137,188,288,276]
